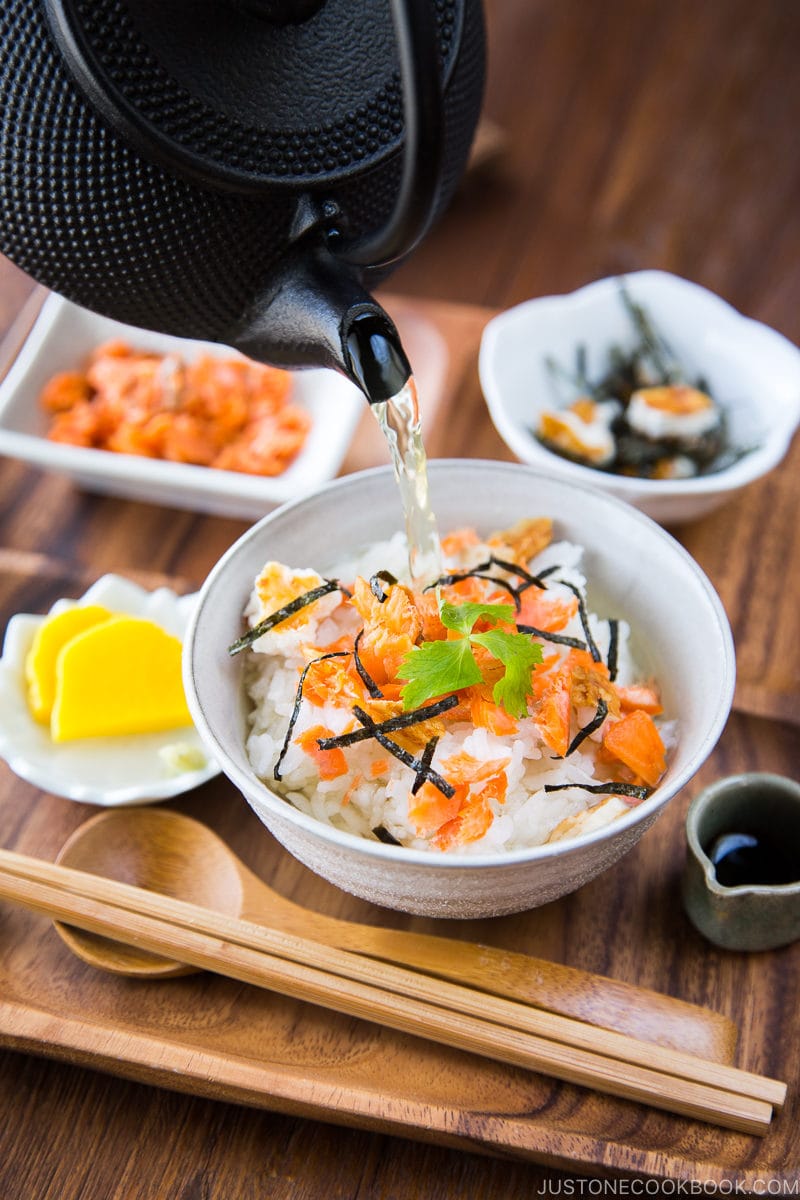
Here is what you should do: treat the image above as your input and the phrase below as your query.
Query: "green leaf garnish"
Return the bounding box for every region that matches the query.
[398,599,543,717]
[439,599,515,636]
[471,628,543,718]
[397,638,482,710]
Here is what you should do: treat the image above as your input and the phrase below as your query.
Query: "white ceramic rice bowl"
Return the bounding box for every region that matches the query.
[184,460,735,917]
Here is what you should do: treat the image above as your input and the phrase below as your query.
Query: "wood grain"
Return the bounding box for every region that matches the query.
[52,807,739,1058]
[0,851,782,1131]
[1,0,800,1195]
[0,325,798,1180]
[0,703,797,1186]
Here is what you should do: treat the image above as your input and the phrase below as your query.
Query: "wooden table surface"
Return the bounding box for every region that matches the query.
[1,1,799,1196]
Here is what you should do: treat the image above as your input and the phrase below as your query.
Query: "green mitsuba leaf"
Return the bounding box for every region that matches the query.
[398,595,543,715]
[439,599,516,636]
[471,629,543,719]
[397,638,482,710]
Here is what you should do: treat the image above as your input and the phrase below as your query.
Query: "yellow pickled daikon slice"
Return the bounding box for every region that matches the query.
[25,605,114,723]
[50,616,192,742]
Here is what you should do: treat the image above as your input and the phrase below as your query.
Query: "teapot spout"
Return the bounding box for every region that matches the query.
[342,309,412,404]
[227,243,411,404]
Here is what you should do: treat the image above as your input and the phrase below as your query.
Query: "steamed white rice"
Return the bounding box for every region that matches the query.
[243,530,675,855]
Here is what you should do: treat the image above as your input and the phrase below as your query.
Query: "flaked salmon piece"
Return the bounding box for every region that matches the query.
[615,682,663,715]
[358,696,448,752]
[409,588,447,642]
[41,342,307,476]
[570,663,620,718]
[251,562,339,632]
[409,781,466,837]
[466,687,519,735]
[302,655,366,709]
[439,749,511,785]
[439,527,481,557]
[602,709,666,788]
[39,371,91,413]
[487,516,553,566]
[295,725,349,780]
[432,780,502,850]
[534,671,572,757]
[517,586,578,632]
[349,576,422,685]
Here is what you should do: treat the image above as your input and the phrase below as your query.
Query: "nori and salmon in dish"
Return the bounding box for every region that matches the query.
[535,286,751,480]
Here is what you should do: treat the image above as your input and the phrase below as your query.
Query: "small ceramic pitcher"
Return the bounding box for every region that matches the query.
[682,773,800,951]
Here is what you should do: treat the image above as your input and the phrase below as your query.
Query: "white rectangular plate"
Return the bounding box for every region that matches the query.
[0,293,364,520]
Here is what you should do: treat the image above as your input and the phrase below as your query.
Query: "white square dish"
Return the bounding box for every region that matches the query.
[0,293,365,520]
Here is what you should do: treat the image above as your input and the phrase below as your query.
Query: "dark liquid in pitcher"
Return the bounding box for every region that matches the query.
[707,830,798,888]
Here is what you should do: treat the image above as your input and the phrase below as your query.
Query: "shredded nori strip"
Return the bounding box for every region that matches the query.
[620,285,682,384]
[534,564,561,580]
[273,651,350,781]
[563,698,608,758]
[424,556,558,609]
[317,694,459,750]
[487,556,549,591]
[607,618,619,681]
[369,570,398,603]
[551,579,601,662]
[372,824,401,845]
[411,736,440,795]
[228,579,343,655]
[545,349,592,395]
[423,558,562,615]
[352,629,384,699]
[424,568,520,606]
[544,781,650,801]
[348,705,455,798]
[510,562,563,602]
[517,624,588,650]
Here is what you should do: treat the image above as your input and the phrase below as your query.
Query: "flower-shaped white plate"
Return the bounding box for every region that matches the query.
[0,293,364,521]
[479,271,800,524]
[0,574,220,805]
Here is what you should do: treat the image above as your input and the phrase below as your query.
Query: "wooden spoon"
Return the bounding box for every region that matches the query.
[54,807,737,1062]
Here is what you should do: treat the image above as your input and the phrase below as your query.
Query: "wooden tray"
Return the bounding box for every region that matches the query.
[0,297,798,1186]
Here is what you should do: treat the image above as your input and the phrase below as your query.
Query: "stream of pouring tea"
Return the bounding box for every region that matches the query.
[370,375,443,585]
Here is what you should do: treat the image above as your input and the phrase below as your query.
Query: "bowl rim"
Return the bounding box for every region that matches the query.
[185,458,736,869]
[478,269,800,497]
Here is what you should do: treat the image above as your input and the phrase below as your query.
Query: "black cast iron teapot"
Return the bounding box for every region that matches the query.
[0,0,484,400]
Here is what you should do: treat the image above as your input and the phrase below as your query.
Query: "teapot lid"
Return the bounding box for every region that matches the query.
[45,0,464,193]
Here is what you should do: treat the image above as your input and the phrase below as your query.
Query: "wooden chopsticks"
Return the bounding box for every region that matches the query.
[0,847,786,1135]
